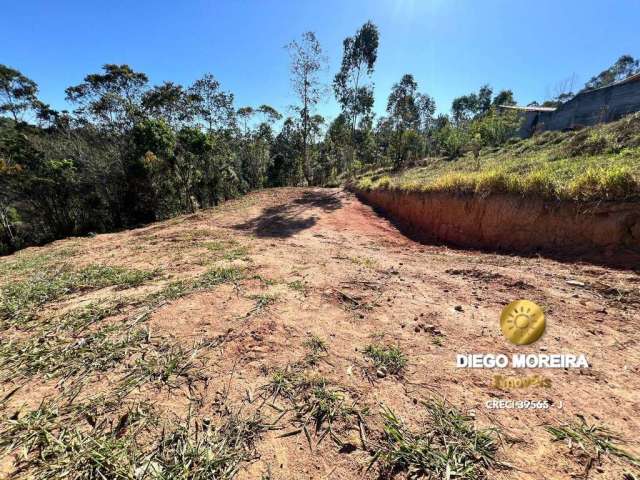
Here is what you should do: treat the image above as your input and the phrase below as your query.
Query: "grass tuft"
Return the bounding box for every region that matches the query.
[151,413,267,479]
[546,417,640,468]
[363,343,407,376]
[371,400,500,479]
[303,334,329,366]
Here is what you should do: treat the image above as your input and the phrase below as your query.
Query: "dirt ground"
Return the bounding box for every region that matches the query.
[1,187,639,479]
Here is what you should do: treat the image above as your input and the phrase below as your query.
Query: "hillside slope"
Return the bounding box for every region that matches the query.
[358,113,640,201]
[1,188,639,479]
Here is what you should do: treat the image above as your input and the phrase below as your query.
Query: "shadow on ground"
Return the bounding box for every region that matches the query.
[232,190,342,238]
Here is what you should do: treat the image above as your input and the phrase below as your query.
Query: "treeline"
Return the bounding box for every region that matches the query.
[0,21,559,254]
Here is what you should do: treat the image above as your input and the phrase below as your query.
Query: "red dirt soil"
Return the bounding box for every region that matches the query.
[1,187,639,479]
[354,188,640,268]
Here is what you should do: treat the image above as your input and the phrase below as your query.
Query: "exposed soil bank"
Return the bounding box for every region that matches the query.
[354,188,640,268]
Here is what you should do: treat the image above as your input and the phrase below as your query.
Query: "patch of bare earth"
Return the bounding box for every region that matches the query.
[1,187,639,479]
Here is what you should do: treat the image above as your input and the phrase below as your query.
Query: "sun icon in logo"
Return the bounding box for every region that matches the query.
[500,300,545,345]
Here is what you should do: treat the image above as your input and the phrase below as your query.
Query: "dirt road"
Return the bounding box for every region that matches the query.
[2,188,639,479]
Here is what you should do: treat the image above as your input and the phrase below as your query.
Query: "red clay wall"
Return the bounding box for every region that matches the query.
[355,188,640,267]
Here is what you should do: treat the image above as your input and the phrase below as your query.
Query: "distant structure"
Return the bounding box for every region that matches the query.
[501,72,640,137]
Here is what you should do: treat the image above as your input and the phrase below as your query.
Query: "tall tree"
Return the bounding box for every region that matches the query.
[189,74,236,132]
[142,81,196,128]
[386,74,435,168]
[386,74,420,131]
[286,31,327,185]
[0,65,39,122]
[333,21,379,135]
[65,64,148,132]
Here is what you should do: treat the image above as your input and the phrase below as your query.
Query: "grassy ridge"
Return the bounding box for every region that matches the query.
[356,113,640,202]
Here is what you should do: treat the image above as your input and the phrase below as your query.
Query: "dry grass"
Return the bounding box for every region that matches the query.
[355,113,640,202]
[546,417,640,470]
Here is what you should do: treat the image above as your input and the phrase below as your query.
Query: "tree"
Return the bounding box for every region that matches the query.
[451,84,493,123]
[267,117,302,187]
[416,93,436,132]
[584,55,640,90]
[286,31,327,185]
[333,21,379,135]
[189,74,236,132]
[257,104,282,124]
[65,64,148,132]
[0,65,39,122]
[236,106,255,135]
[386,74,420,131]
[386,74,436,168]
[142,81,196,128]
[492,89,516,107]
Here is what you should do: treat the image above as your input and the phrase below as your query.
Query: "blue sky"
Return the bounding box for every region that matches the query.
[2,0,639,121]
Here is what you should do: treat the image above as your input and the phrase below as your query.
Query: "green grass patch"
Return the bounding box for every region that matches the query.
[202,239,250,261]
[370,400,500,479]
[261,368,367,449]
[0,247,77,280]
[151,412,267,479]
[0,400,266,480]
[194,265,245,289]
[123,343,201,389]
[363,344,407,376]
[0,401,149,479]
[287,280,307,294]
[0,265,158,327]
[0,323,148,383]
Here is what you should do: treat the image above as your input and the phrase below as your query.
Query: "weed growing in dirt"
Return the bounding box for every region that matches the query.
[244,293,277,318]
[0,247,77,279]
[350,256,378,269]
[364,344,407,376]
[0,323,148,383]
[263,368,301,401]
[293,382,362,448]
[54,301,123,333]
[152,412,268,479]
[122,342,202,390]
[0,398,267,480]
[195,266,245,289]
[546,418,640,469]
[303,334,328,366]
[261,367,367,450]
[224,245,250,261]
[202,239,250,262]
[0,400,153,479]
[287,280,307,294]
[148,266,245,305]
[370,400,500,479]
[0,264,158,327]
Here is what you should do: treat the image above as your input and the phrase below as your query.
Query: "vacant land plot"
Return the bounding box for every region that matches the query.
[1,188,639,479]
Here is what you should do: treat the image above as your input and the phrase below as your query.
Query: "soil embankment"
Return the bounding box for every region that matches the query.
[354,187,640,268]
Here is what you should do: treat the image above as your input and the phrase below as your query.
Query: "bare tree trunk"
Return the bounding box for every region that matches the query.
[0,201,17,247]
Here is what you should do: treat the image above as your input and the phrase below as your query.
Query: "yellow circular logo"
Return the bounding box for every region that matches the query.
[500,300,545,345]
